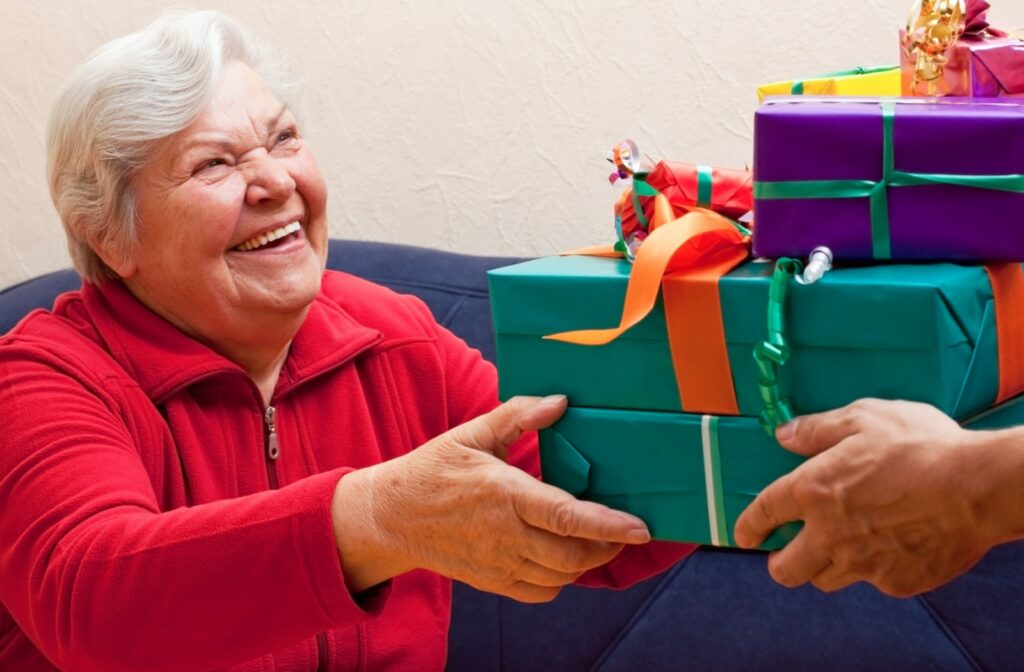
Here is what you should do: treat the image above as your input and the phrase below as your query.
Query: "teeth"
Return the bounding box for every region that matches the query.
[234,222,301,251]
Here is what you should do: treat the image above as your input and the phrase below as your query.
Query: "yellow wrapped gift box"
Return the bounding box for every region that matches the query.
[757,65,901,103]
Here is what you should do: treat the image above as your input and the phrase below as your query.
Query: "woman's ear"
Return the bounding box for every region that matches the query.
[90,233,138,279]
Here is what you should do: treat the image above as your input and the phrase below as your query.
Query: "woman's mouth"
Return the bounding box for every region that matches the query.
[233,221,302,252]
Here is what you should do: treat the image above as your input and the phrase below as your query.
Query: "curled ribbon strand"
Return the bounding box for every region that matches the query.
[902,0,967,95]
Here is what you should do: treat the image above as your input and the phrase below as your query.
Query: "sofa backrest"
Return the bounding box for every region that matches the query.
[0,241,516,358]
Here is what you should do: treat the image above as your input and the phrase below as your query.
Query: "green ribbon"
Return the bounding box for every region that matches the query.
[789,65,899,95]
[701,415,729,546]
[631,174,656,231]
[753,258,801,435]
[755,101,1024,260]
[696,165,714,208]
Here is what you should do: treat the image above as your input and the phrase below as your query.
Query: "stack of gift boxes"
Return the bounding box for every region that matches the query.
[488,0,1024,550]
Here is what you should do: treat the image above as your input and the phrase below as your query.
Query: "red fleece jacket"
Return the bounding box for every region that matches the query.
[0,270,693,671]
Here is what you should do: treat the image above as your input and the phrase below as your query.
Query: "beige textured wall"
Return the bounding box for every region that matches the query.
[2,1,1023,288]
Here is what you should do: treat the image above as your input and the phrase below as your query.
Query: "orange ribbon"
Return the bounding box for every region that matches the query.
[548,195,750,415]
[985,263,1024,404]
[554,216,1024,416]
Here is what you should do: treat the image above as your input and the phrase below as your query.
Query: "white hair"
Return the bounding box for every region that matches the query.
[47,10,294,283]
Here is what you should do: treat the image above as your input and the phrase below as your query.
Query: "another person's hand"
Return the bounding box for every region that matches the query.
[333,395,652,602]
[733,398,1007,597]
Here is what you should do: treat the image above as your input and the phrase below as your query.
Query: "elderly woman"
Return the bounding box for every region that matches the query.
[0,11,692,672]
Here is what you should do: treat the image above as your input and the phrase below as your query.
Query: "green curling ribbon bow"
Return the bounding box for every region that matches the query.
[754,101,1024,260]
[754,258,802,436]
[789,65,898,95]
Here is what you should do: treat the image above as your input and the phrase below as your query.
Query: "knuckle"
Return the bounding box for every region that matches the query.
[500,556,530,585]
[499,396,531,423]
[811,576,846,594]
[768,563,793,587]
[848,398,878,414]
[755,495,779,527]
[768,557,799,588]
[505,583,560,604]
[557,542,588,572]
[526,586,562,604]
[474,420,506,452]
[842,400,880,429]
[878,580,917,598]
[840,554,872,577]
[546,498,580,537]
[788,479,815,509]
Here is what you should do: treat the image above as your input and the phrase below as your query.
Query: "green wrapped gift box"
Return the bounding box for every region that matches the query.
[537,393,1024,551]
[540,407,803,549]
[489,255,1007,419]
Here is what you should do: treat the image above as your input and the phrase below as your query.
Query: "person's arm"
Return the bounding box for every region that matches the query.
[733,398,1024,597]
[0,350,373,672]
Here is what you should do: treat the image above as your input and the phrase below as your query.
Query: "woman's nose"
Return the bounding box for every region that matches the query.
[244,153,296,206]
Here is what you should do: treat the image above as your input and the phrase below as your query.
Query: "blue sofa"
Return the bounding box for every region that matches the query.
[2,240,1022,671]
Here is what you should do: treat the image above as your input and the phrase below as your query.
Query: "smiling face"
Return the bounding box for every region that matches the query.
[106,61,328,353]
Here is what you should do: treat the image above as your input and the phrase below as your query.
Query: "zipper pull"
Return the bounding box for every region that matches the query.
[265,405,280,460]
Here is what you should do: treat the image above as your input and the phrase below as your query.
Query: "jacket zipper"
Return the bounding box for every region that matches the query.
[263,405,280,490]
[264,403,333,670]
[265,404,330,669]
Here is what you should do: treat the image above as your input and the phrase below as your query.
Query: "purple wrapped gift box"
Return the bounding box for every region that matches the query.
[752,96,1024,261]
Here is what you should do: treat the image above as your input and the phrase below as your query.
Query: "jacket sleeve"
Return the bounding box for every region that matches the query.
[0,346,381,672]
[430,318,697,590]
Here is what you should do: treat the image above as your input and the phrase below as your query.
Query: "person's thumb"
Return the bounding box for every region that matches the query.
[446,395,568,461]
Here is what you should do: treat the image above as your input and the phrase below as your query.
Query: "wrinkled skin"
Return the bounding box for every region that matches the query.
[333,395,652,603]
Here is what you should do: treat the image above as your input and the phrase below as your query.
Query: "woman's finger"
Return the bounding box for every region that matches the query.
[518,525,624,574]
[497,581,563,604]
[446,395,568,461]
[510,557,585,587]
[510,476,650,545]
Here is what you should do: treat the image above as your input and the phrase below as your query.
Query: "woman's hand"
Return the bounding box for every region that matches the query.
[332,395,652,602]
[733,399,1010,597]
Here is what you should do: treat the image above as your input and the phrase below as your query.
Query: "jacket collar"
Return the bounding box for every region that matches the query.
[81,278,382,404]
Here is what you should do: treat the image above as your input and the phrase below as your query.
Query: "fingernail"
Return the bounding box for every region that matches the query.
[626,528,651,544]
[776,418,799,443]
[539,394,567,407]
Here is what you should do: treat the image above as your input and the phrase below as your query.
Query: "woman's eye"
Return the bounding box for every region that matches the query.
[275,129,297,144]
[194,158,227,174]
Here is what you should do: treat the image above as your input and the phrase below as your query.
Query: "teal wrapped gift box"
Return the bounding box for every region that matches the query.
[489,255,1007,420]
[540,407,803,549]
